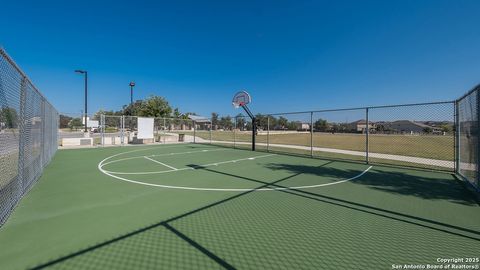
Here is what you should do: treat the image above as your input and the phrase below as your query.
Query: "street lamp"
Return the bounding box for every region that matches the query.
[129,81,135,106]
[75,70,88,133]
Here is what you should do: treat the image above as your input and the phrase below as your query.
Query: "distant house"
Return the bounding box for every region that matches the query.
[384,120,441,134]
[188,115,211,131]
[294,121,310,131]
[347,120,376,133]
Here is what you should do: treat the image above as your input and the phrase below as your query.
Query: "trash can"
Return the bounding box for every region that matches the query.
[178,133,185,142]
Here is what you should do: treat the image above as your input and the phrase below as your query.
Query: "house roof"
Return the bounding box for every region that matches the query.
[390,120,436,129]
[349,119,373,125]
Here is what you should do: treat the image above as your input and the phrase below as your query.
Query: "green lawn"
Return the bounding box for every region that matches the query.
[179,131,454,161]
[0,144,478,269]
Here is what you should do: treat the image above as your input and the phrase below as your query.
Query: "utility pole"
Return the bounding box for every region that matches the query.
[75,70,88,132]
[129,81,135,106]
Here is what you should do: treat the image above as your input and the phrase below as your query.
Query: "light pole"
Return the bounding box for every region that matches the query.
[129,81,135,106]
[75,70,88,133]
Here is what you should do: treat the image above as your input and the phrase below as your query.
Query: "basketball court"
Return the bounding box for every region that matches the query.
[0,143,478,269]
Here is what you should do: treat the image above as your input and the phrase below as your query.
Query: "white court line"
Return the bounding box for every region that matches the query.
[102,154,277,175]
[99,144,211,164]
[97,147,373,191]
[144,156,178,170]
[101,148,228,166]
[99,159,372,191]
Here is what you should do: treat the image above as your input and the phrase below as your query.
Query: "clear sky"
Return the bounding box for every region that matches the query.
[1,0,479,117]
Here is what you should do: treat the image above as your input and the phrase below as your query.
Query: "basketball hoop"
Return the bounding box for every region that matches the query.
[233,102,245,109]
[232,91,251,108]
[231,90,256,151]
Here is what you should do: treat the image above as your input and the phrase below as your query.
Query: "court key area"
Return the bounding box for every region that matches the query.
[0,143,478,269]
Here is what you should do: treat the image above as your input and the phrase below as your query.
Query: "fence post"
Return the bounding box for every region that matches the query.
[101,114,105,146]
[267,116,270,152]
[17,76,27,193]
[454,101,459,174]
[477,88,480,188]
[234,117,237,149]
[210,120,212,144]
[252,117,256,151]
[121,115,125,145]
[310,112,314,157]
[40,98,46,167]
[193,120,196,144]
[366,108,369,164]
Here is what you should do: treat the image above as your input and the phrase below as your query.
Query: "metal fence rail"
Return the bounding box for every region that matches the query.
[0,48,59,226]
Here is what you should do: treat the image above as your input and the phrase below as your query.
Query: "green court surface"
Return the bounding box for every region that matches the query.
[0,144,478,269]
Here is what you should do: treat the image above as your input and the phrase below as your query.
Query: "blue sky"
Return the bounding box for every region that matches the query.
[1,0,479,117]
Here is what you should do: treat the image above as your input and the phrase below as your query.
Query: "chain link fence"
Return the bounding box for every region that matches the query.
[0,48,59,226]
[368,102,454,169]
[61,115,214,146]
[456,85,480,191]
[256,102,454,172]
[188,101,457,175]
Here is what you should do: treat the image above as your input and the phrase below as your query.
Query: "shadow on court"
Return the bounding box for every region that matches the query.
[30,170,303,270]
[29,161,480,270]
[264,162,479,206]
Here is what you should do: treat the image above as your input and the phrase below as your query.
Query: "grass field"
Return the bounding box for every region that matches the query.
[0,152,18,189]
[0,144,478,269]
[175,131,454,160]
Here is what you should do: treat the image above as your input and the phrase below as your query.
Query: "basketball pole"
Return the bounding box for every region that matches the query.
[240,104,256,151]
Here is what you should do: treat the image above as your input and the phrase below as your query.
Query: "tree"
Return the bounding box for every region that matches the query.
[59,114,73,129]
[121,95,172,117]
[440,124,452,133]
[172,108,181,118]
[314,119,328,132]
[277,116,288,130]
[268,116,277,130]
[330,123,340,133]
[0,107,18,129]
[338,123,349,132]
[255,114,268,130]
[211,113,219,130]
[123,100,144,116]
[219,116,233,130]
[171,108,181,127]
[423,127,433,134]
[286,121,298,131]
[235,113,246,130]
[376,124,386,133]
[93,110,123,129]
[139,96,172,117]
[68,118,83,130]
